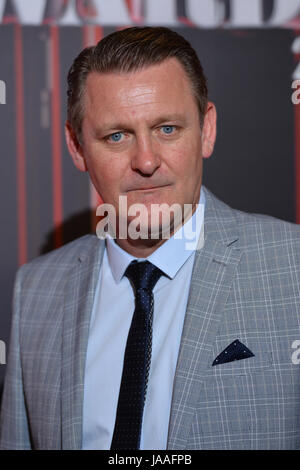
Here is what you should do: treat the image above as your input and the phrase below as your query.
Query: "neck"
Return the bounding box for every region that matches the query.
[115,236,167,258]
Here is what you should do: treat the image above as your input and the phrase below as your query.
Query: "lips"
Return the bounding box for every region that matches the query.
[134,187,161,191]
[127,184,171,192]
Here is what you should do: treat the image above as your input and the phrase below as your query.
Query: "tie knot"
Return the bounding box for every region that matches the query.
[124,260,164,293]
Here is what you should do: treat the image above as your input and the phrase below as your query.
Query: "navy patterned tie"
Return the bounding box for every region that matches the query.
[110,260,164,450]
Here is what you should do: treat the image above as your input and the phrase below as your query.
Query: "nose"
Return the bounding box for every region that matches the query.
[131,133,161,176]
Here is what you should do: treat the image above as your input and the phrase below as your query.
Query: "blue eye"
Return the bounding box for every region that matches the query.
[109,132,123,142]
[162,126,175,134]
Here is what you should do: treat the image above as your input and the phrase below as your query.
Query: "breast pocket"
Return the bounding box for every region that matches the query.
[209,351,273,377]
[196,351,300,448]
[195,352,274,442]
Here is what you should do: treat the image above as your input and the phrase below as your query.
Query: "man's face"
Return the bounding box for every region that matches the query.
[67,58,216,240]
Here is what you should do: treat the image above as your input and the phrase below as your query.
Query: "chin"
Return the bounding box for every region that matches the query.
[128,185,175,205]
[124,212,174,242]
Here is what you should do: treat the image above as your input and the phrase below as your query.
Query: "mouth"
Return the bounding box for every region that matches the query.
[127,184,171,192]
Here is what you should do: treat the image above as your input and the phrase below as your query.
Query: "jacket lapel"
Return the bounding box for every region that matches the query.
[61,236,105,449]
[167,188,243,449]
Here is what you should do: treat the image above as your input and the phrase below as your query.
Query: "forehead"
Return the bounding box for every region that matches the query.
[83,58,197,123]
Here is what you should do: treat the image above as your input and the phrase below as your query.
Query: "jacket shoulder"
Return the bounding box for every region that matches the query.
[233,208,300,248]
[17,234,102,287]
[203,187,300,270]
[204,186,300,245]
[226,204,300,272]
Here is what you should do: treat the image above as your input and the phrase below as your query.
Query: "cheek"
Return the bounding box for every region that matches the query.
[167,140,202,178]
[85,151,124,187]
[93,166,123,196]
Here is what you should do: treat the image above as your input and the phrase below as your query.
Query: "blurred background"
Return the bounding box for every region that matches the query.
[0,0,300,401]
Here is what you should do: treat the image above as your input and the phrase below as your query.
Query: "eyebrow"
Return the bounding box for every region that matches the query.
[92,114,187,137]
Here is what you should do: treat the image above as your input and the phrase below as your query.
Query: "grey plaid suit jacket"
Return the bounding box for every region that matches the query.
[1,186,300,450]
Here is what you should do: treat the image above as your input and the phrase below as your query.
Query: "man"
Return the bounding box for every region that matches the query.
[1,26,300,450]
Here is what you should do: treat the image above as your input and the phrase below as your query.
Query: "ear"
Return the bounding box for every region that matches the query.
[201,102,217,159]
[65,121,87,172]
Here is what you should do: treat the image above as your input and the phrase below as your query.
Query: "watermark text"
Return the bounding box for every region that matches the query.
[96,197,204,251]
[0,80,6,105]
[0,340,6,365]
[292,80,300,104]
[291,339,300,364]
[108,453,192,466]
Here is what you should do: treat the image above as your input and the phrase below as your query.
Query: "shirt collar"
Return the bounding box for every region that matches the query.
[106,187,205,282]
